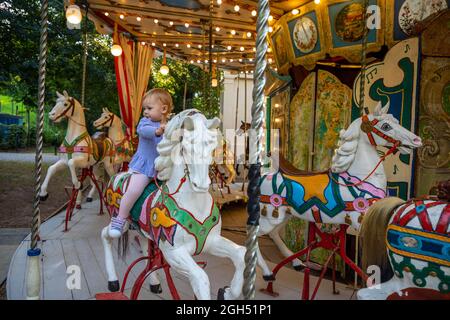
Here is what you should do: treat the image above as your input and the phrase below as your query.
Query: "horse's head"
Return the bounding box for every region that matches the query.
[359,101,422,154]
[94,107,115,129]
[155,109,221,193]
[49,91,80,123]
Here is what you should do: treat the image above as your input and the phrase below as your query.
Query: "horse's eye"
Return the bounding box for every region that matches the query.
[64,103,68,106]
[380,123,392,131]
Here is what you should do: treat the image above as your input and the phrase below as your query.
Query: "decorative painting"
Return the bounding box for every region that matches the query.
[269,25,290,72]
[313,71,352,170]
[270,86,291,158]
[289,72,316,170]
[285,3,326,70]
[352,37,419,199]
[322,0,385,63]
[415,57,450,196]
[386,0,449,47]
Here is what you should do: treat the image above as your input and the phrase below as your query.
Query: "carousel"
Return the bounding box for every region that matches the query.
[6,0,450,301]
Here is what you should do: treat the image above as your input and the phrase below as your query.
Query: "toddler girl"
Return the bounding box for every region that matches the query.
[108,88,173,238]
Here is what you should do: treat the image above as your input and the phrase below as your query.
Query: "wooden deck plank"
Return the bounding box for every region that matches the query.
[73,238,108,298]
[60,238,91,300]
[41,239,72,300]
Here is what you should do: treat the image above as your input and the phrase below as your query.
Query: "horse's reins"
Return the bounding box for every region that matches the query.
[331,115,401,187]
[96,113,115,128]
[54,97,88,128]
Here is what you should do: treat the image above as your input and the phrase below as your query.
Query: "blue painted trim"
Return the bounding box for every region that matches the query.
[27,248,41,257]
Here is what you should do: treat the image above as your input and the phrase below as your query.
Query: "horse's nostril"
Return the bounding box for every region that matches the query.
[413,137,421,144]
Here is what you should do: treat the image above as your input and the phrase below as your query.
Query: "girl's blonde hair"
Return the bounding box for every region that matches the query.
[143,88,173,114]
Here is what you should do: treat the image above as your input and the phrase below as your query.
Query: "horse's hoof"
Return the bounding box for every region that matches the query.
[108,280,120,292]
[293,264,305,272]
[217,286,229,300]
[263,274,276,282]
[86,197,93,202]
[39,194,49,201]
[150,284,162,294]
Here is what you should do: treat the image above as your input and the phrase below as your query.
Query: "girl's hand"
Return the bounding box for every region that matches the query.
[156,124,166,136]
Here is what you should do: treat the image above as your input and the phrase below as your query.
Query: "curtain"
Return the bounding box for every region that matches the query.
[114,34,154,145]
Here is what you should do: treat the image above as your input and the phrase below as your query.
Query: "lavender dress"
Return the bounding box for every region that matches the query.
[128,118,162,178]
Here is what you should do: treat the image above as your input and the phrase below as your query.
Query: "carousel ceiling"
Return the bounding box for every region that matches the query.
[84,0,313,71]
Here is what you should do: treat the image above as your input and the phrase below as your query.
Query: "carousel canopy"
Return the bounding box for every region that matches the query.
[82,0,310,70]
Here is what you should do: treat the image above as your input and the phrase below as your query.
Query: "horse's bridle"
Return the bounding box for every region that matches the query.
[360,115,401,154]
[96,113,115,128]
[53,97,75,121]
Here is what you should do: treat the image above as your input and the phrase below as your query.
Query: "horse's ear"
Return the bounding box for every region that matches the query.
[373,101,382,116]
[105,107,110,113]
[63,90,69,98]
[56,91,63,99]
[207,117,221,129]
[381,101,390,115]
[183,116,195,130]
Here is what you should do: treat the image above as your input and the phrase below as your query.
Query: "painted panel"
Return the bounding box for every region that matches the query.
[353,37,420,199]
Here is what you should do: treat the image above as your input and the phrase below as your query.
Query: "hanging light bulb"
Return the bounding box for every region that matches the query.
[160,48,169,75]
[104,12,109,17]
[292,9,299,15]
[111,23,123,56]
[187,43,191,48]
[190,60,194,64]
[215,26,221,32]
[136,16,142,22]
[268,15,273,22]
[234,5,240,12]
[66,4,82,24]
[251,10,257,17]
[314,0,320,3]
[240,46,245,51]
[227,45,232,50]
[230,58,234,62]
[175,43,179,47]
[217,0,222,4]
[246,32,252,38]
[154,19,159,24]
[222,58,226,63]
[119,14,124,20]
[231,30,236,35]
[185,22,189,28]
[268,26,273,32]
[152,42,156,46]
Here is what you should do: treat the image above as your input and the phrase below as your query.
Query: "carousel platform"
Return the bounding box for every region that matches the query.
[210,182,248,209]
[7,199,357,300]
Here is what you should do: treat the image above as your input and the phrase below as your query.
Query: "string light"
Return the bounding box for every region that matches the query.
[198,44,202,48]
[169,21,174,26]
[249,58,253,62]
[314,0,320,3]
[246,32,252,38]
[154,19,158,24]
[292,9,299,15]
[269,26,273,32]
[269,15,273,22]
[111,23,122,56]
[213,59,217,63]
[66,4,82,24]
[163,43,167,47]
[268,58,273,63]
[152,42,156,46]
[141,41,145,45]
[251,10,257,16]
[234,5,240,12]
[185,22,189,28]
[136,16,142,22]
[240,46,245,51]
[230,59,234,62]
[175,43,179,47]
[205,59,208,63]
[187,44,191,48]
[253,47,256,52]
[268,47,272,53]
[104,12,109,17]
[222,58,226,63]
[231,30,236,35]
[239,58,242,62]
[227,45,232,50]
[217,0,222,4]
[197,59,201,63]
[190,60,194,63]
[215,26,220,32]
[119,14,124,20]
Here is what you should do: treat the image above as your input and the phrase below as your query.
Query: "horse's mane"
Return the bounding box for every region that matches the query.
[331,118,361,173]
[155,109,201,181]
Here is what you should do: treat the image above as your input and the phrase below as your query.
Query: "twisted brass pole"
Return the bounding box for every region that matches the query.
[243,0,269,300]
[359,0,370,115]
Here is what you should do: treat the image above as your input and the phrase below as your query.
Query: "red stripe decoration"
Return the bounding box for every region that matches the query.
[392,201,412,225]
[114,56,130,133]
[121,52,134,137]
[414,200,433,232]
[435,203,450,234]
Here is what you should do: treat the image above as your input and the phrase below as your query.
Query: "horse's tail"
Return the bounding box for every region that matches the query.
[117,229,129,259]
[360,197,405,283]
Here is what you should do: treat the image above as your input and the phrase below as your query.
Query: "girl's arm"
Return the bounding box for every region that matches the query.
[137,119,158,139]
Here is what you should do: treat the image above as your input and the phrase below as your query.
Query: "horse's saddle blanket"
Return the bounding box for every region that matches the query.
[280,172,346,218]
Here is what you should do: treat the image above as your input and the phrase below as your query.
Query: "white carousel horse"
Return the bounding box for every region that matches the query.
[357,181,449,300]
[256,101,423,281]
[39,91,116,205]
[87,107,133,201]
[101,109,246,300]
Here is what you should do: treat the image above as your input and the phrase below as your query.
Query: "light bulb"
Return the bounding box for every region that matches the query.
[169,21,174,26]
[292,9,299,15]
[222,58,226,63]
[175,43,179,47]
[136,16,142,22]
[154,19,158,24]
[119,14,124,20]
[251,10,257,17]
[66,5,82,24]
[190,60,194,63]
[269,15,273,22]
[211,78,218,87]
[239,58,242,62]
[215,27,220,32]
[217,0,222,4]
[104,12,109,17]
[231,30,236,35]
[152,42,156,46]
[227,45,232,50]
[187,44,191,48]
[269,26,273,32]
[246,32,252,38]
[111,44,123,56]
[198,44,202,48]
[314,0,320,3]
[234,5,240,12]
[160,64,169,75]
[230,59,234,62]
[240,46,245,51]
[185,23,189,28]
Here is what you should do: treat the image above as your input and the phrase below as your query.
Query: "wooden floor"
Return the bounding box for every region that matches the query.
[7,199,357,300]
